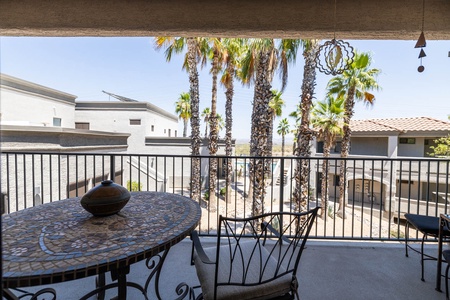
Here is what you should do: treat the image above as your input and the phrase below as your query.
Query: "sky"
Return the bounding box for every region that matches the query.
[1,37,449,141]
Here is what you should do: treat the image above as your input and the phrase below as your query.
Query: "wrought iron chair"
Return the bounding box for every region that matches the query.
[191,207,319,300]
[404,213,450,281]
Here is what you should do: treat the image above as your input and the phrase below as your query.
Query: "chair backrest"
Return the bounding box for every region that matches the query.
[212,207,319,298]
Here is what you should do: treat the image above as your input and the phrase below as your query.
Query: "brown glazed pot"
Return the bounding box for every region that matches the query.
[80,180,131,217]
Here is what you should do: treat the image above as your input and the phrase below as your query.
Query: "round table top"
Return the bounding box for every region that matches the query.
[2,191,201,288]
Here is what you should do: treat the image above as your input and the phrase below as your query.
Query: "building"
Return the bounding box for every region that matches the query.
[314,117,450,217]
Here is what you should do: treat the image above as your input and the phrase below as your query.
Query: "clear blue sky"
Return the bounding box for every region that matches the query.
[1,37,449,141]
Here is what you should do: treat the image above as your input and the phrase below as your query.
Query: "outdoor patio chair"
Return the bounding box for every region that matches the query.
[442,250,450,300]
[404,213,450,281]
[191,207,319,300]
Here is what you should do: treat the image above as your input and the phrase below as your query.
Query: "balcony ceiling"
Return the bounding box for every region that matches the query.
[1,0,450,40]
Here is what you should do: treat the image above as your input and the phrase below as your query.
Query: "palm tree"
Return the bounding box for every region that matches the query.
[241,39,298,217]
[175,92,191,137]
[327,51,381,218]
[240,38,278,217]
[221,38,246,203]
[203,38,225,205]
[311,96,345,218]
[292,39,320,213]
[201,107,211,138]
[268,89,285,156]
[216,113,225,133]
[277,118,290,157]
[155,37,207,201]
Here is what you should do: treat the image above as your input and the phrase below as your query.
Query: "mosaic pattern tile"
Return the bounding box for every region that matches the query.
[2,192,201,288]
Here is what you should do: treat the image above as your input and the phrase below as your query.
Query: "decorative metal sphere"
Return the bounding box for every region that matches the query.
[315,39,355,76]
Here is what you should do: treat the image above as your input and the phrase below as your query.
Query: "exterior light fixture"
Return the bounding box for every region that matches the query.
[415,0,426,72]
[315,0,355,76]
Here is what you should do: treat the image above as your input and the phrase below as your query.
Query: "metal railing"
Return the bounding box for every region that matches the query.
[1,151,449,241]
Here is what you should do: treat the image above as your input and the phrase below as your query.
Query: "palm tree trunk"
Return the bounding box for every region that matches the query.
[208,48,220,205]
[183,119,188,137]
[337,86,356,218]
[281,134,285,157]
[187,38,201,202]
[225,63,235,203]
[293,41,319,213]
[249,50,272,217]
[320,134,332,218]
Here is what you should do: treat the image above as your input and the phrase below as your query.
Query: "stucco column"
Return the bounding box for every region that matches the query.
[385,135,398,221]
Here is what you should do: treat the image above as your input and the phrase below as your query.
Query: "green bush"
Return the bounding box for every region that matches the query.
[127,180,142,192]
[220,187,226,196]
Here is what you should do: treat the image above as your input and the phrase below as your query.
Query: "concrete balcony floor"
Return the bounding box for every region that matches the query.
[14,240,446,300]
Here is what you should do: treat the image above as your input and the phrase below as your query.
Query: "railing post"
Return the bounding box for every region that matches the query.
[110,154,115,181]
[279,157,285,213]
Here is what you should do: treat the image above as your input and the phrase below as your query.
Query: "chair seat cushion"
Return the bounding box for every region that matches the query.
[194,240,293,300]
[405,214,450,237]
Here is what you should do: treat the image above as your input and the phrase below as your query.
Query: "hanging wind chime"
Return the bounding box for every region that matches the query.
[315,0,355,76]
[415,0,427,72]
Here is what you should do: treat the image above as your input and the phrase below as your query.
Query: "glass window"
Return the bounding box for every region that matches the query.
[317,141,324,153]
[53,117,62,127]
[130,119,141,125]
[399,138,416,144]
[75,122,90,130]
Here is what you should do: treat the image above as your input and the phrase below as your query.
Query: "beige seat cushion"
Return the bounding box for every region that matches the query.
[194,241,293,300]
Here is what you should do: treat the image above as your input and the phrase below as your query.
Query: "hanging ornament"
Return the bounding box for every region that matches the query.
[315,0,355,76]
[415,0,426,72]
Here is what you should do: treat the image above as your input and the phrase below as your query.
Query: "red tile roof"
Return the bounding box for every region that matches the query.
[350,117,450,134]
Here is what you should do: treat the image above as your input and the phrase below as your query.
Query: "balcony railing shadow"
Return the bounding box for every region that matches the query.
[14,239,447,299]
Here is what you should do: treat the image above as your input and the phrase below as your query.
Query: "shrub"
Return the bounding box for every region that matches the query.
[127,180,142,192]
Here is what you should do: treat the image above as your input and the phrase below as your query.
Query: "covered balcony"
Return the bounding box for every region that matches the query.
[1,1,450,299]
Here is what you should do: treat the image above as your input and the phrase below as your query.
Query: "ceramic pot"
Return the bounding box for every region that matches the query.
[80,180,131,217]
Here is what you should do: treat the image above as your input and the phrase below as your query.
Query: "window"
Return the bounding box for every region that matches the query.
[175,130,177,137]
[151,125,154,132]
[397,179,415,184]
[316,141,324,153]
[130,119,141,125]
[75,122,90,130]
[168,129,171,137]
[53,117,61,127]
[164,129,166,133]
[399,138,415,144]
[334,142,342,153]
[333,175,340,186]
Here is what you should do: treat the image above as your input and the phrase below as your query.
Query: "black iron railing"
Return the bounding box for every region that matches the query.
[1,151,449,241]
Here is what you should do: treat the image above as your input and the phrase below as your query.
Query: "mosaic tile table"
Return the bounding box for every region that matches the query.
[2,191,201,300]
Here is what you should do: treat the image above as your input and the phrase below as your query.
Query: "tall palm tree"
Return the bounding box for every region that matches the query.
[327,51,381,218]
[277,118,290,157]
[292,39,320,213]
[241,38,298,217]
[221,38,246,203]
[216,113,225,133]
[268,89,285,157]
[204,38,225,205]
[201,107,211,138]
[311,96,345,218]
[175,92,191,137]
[155,37,207,201]
[240,38,278,217]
